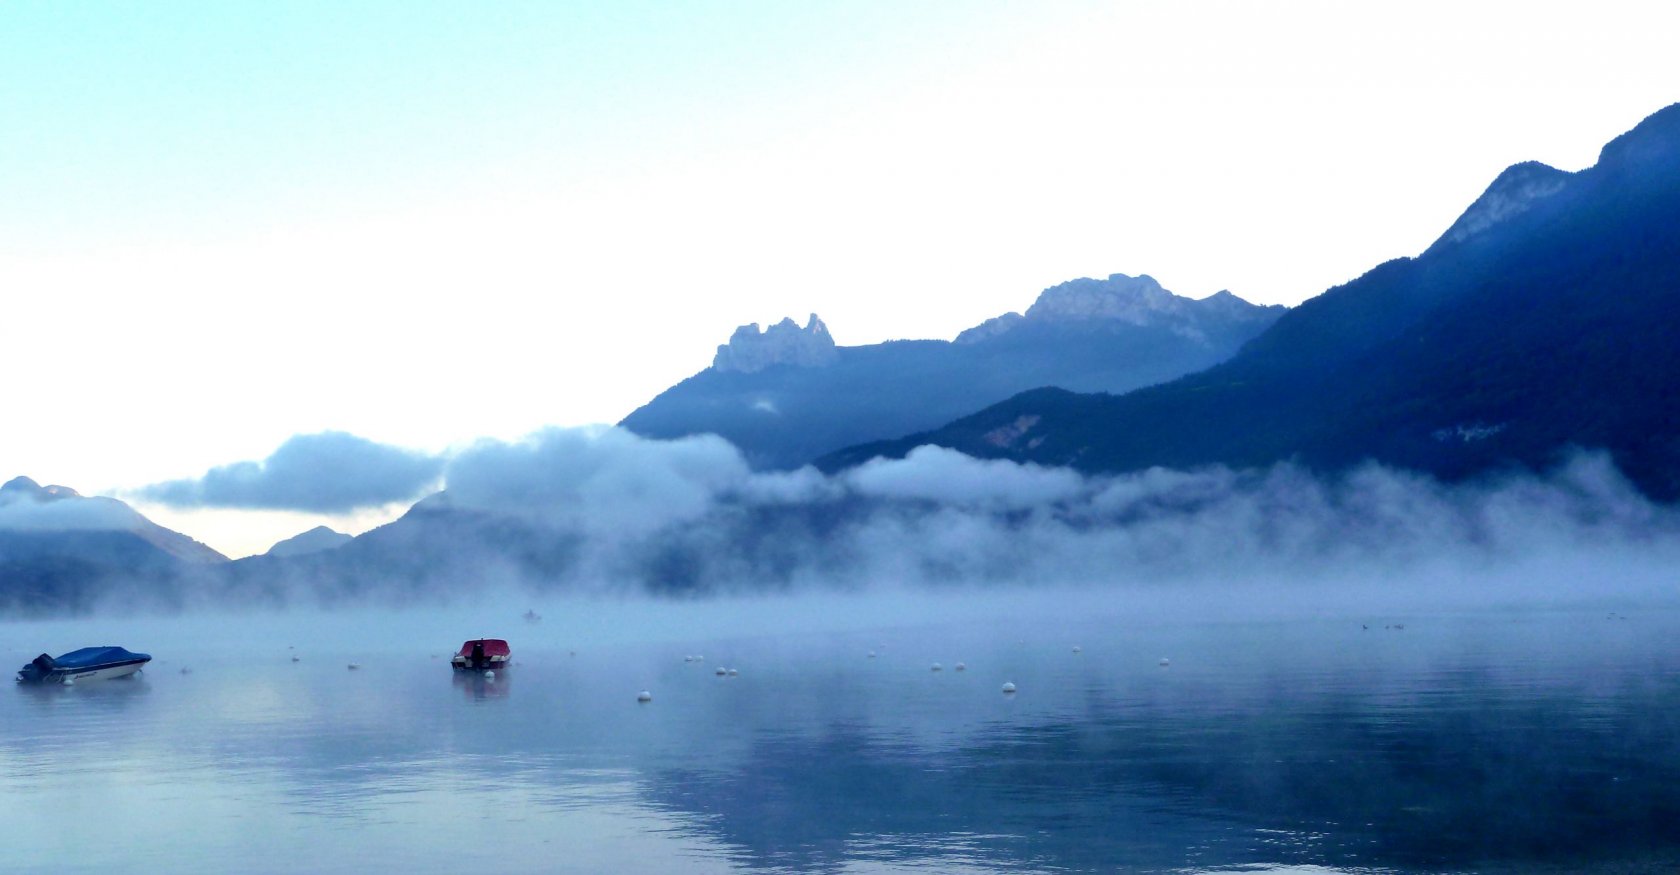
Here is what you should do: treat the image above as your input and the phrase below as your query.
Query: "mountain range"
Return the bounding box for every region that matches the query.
[5,103,1680,611]
[620,276,1284,469]
[823,103,1680,500]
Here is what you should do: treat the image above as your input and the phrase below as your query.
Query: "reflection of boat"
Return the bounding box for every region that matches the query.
[451,639,511,672]
[16,647,151,685]
[452,670,511,700]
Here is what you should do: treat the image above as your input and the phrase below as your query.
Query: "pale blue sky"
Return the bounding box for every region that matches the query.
[3,1,1676,555]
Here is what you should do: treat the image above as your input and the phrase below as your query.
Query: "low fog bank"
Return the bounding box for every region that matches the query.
[252,434,1680,610]
[19,428,1680,617]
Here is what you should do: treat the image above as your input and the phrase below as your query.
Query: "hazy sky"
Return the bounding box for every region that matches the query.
[3,1,1676,556]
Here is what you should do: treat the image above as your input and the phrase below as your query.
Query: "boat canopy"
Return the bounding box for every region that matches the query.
[456,639,510,658]
[52,646,150,669]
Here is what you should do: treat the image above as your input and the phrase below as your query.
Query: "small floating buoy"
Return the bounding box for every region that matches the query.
[1001,682,1017,694]
[637,690,652,702]
[867,651,877,658]
[684,655,693,663]
[931,663,943,672]
[727,668,739,677]
[291,656,300,663]
[347,664,361,671]
[1072,646,1082,653]
[715,667,726,676]
[1158,658,1170,667]
[483,670,495,679]
[955,662,966,671]
[694,655,703,661]
[62,678,75,686]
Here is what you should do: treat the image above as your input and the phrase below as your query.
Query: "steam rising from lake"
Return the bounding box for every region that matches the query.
[27,426,1680,615]
[436,429,1669,599]
[213,428,1680,613]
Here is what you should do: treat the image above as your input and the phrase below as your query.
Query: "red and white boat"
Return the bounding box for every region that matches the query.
[451,639,510,672]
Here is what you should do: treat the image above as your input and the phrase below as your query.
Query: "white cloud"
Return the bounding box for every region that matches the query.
[846,445,1086,509]
[444,426,751,539]
[135,432,444,513]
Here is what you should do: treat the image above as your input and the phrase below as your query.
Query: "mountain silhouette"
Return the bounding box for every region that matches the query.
[822,104,1680,499]
[622,275,1281,468]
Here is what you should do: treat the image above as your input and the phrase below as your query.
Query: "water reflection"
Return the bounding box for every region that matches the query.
[629,612,1680,873]
[452,669,511,701]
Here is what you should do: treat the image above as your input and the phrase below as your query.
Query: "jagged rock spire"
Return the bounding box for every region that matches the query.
[712,313,840,373]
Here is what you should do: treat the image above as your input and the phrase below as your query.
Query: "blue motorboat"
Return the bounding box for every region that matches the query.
[16,647,152,685]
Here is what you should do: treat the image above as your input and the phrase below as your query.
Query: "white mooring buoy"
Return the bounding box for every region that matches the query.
[1001,682,1017,694]
[637,690,652,703]
[1159,658,1170,667]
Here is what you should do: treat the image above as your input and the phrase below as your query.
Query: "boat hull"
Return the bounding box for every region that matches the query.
[53,659,149,683]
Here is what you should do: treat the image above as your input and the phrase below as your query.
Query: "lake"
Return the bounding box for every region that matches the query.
[4,593,1678,874]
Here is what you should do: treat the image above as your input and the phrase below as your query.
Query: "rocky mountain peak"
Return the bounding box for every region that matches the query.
[955,274,1277,344]
[1024,273,1179,323]
[712,313,840,373]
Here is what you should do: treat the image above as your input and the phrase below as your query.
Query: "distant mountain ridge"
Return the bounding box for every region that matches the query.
[265,525,352,558]
[0,475,227,614]
[959,275,1264,344]
[821,103,1680,499]
[622,275,1283,469]
[0,475,226,564]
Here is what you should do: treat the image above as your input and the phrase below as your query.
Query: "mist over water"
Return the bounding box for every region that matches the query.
[91,431,1680,613]
[9,437,1680,873]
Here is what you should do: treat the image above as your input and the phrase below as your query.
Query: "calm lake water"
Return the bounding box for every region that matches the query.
[3,596,1678,874]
